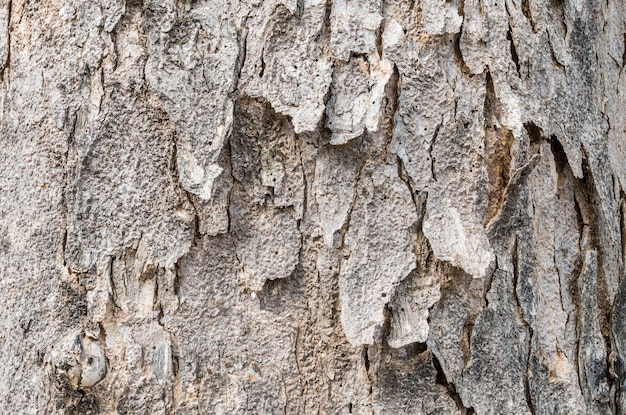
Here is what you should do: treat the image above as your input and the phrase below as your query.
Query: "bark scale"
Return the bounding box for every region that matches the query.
[0,0,625,414]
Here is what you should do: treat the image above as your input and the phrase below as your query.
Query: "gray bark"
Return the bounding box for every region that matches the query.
[0,0,625,414]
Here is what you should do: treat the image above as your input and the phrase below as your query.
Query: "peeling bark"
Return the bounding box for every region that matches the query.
[1,0,625,414]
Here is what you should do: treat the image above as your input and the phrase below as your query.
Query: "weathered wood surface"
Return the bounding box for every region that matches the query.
[0,0,625,413]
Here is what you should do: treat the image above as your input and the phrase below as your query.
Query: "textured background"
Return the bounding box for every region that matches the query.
[1,0,625,414]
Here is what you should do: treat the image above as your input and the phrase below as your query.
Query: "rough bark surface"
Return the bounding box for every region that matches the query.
[1,0,625,414]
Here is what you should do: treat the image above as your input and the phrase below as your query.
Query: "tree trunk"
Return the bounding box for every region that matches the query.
[1,0,625,414]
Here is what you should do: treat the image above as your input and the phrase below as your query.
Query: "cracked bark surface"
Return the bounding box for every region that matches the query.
[1,0,626,414]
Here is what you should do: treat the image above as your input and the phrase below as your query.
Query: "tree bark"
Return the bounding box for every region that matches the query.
[1,0,625,414]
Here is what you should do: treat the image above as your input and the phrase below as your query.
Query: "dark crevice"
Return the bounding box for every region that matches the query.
[61,95,82,287]
[363,345,370,373]
[126,0,144,9]
[453,32,472,75]
[295,119,312,226]
[396,155,421,218]
[3,0,11,76]
[512,235,537,415]
[379,302,394,349]
[315,0,333,47]
[61,226,69,270]
[484,70,514,226]
[523,121,544,158]
[401,341,428,357]
[548,134,569,186]
[171,351,179,378]
[507,23,521,76]
[521,0,538,33]
[337,156,367,248]
[546,29,565,69]
[482,267,495,310]
[167,110,203,245]
[68,391,99,415]
[427,119,442,183]
[108,256,118,309]
[362,344,374,396]
[0,0,12,83]
[182,184,202,247]
[259,50,265,78]
[294,322,306,396]
[225,136,235,234]
[232,28,248,93]
[381,63,400,157]
[457,0,465,18]
[172,262,181,298]
[432,352,475,414]
[622,33,626,69]
[523,122,543,143]
[616,353,625,415]
[295,0,305,19]
[461,318,474,366]
[375,20,383,58]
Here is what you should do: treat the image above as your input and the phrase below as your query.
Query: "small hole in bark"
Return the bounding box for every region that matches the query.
[381,293,386,298]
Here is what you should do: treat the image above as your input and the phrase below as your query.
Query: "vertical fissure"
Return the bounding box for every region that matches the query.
[2,0,12,78]
[432,352,475,414]
[506,23,521,76]
[512,235,537,415]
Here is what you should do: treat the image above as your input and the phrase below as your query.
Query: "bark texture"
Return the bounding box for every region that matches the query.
[1,0,625,414]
